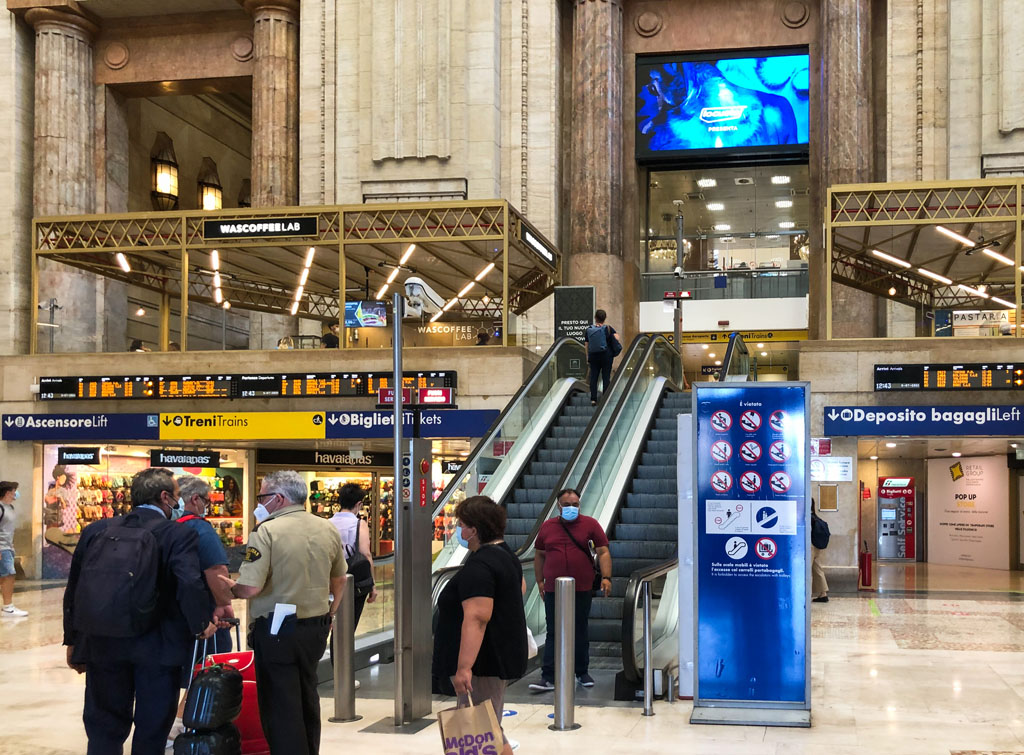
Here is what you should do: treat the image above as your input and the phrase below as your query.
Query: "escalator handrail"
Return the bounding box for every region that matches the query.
[511,333,660,557]
[718,332,750,382]
[620,557,680,683]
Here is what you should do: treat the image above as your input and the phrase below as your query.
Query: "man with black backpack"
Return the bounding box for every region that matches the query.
[810,498,830,603]
[585,309,622,405]
[63,467,217,755]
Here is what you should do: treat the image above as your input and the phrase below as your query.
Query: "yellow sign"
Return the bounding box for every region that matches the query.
[661,329,808,344]
[949,462,964,482]
[159,411,326,440]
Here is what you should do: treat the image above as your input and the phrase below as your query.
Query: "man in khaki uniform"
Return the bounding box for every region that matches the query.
[224,470,346,755]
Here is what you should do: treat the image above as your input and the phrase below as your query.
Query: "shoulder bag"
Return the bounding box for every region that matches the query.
[557,519,602,592]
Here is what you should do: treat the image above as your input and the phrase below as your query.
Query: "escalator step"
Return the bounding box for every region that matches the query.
[527,461,563,476]
[630,478,677,494]
[613,523,676,541]
[654,418,683,430]
[610,541,676,560]
[588,641,623,659]
[625,493,676,509]
[591,597,623,620]
[635,465,675,480]
[641,453,676,466]
[522,475,560,489]
[587,618,623,643]
[544,437,578,450]
[505,534,527,550]
[620,508,676,524]
[537,448,572,463]
[648,429,677,442]
[612,557,674,577]
[505,518,536,535]
[557,416,591,428]
[645,441,675,454]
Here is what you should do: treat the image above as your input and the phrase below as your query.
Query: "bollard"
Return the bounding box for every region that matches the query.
[665,668,677,703]
[549,576,581,731]
[642,581,654,717]
[329,574,362,723]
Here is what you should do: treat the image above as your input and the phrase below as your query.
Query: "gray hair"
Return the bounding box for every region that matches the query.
[131,467,175,508]
[262,469,308,507]
[177,474,211,502]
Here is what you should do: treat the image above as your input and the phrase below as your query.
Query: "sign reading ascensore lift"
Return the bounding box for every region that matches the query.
[158,412,326,440]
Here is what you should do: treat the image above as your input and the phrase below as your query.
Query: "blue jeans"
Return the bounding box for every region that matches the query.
[0,549,14,578]
[541,590,593,681]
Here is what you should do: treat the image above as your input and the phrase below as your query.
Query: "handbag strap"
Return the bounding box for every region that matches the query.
[558,519,596,566]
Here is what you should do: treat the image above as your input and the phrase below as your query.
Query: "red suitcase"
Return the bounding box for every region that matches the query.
[193,623,270,755]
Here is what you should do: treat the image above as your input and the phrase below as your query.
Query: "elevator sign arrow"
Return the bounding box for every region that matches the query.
[824,405,1024,436]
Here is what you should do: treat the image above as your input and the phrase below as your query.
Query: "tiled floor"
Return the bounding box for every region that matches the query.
[5,564,1024,754]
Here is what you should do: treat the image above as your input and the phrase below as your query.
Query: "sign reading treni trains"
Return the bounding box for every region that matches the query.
[203,216,318,239]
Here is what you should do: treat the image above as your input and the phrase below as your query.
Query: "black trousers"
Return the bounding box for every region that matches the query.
[83,662,180,755]
[252,614,331,755]
[541,589,593,680]
[588,352,613,402]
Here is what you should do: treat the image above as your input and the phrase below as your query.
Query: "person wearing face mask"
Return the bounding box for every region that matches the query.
[0,481,27,617]
[221,470,347,755]
[432,496,527,755]
[529,488,612,692]
[62,467,218,755]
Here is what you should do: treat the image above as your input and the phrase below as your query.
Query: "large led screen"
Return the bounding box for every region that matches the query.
[345,300,388,328]
[636,51,809,159]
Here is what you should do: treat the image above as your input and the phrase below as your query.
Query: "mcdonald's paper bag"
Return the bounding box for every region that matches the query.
[437,698,503,755]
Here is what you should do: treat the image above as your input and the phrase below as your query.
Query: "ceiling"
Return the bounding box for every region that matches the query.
[648,164,810,254]
[681,340,800,379]
[82,0,242,18]
[858,437,1020,460]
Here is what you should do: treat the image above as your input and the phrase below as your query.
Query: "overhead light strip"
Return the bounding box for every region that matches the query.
[958,284,989,299]
[917,267,952,285]
[116,253,131,273]
[991,296,1015,308]
[871,249,912,269]
[935,225,975,247]
[290,247,316,315]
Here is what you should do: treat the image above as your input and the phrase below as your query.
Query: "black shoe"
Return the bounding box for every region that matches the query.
[577,673,595,687]
[528,677,555,692]
[812,596,829,603]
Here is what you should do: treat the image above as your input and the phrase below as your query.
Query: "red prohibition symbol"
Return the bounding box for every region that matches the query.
[710,470,734,493]
[739,410,762,432]
[710,410,732,432]
[768,440,790,463]
[739,440,762,463]
[710,440,733,463]
[769,470,792,494]
[739,470,762,494]
[769,410,788,433]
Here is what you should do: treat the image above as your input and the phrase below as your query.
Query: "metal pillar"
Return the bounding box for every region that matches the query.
[329,573,361,723]
[549,576,581,731]
[642,581,655,716]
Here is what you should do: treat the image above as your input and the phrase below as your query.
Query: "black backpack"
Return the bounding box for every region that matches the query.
[344,519,375,597]
[586,325,609,354]
[811,514,831,550]
[72,513,163,638]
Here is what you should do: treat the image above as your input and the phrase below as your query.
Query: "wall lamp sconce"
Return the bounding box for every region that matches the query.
[150,132,179,211]
[197,157,223,211]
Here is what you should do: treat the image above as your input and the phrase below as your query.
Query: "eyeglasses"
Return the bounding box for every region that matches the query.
[255,493,278,503]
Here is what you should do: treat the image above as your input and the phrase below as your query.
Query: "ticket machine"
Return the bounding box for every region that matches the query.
[877,477,916,561]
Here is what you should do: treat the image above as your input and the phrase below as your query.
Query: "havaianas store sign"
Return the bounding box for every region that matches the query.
[203,216,318,239]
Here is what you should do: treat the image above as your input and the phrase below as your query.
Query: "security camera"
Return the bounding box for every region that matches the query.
[673,265,684,277]
[403,276,446,318]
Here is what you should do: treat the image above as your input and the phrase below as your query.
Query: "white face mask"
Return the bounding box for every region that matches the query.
[254,503,271,523]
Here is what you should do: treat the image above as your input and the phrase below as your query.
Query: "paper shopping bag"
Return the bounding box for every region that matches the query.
[437,698,503,755]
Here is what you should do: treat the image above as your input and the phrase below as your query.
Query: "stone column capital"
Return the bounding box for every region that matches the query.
[576,0,622,7]
[242,0,299,20]
[22,5,98,39]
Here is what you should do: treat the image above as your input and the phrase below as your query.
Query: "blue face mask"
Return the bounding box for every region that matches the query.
[454,525,470,549]
[168,496,185,521]
[560,505,580,522]
[12,490,18,500]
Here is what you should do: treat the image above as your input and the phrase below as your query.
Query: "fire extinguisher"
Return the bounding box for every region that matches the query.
[859,539,873,590]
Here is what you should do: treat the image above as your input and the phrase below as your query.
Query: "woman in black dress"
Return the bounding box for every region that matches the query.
[432,496,527,755]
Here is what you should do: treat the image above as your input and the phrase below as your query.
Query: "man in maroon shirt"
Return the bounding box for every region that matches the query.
[528,488,612,691]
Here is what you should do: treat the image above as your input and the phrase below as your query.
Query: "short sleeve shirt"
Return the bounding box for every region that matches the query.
[236,505,347,620]
[535,515,609,592]
[181,518,229,570]
[0,502,16,551]
[432,542,527,680]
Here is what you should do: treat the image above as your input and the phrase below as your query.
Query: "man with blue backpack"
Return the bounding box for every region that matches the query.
[584,309,622,405]
[63,467,218,755]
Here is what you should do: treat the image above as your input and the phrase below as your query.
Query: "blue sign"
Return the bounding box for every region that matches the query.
[693,383,809,717]
[325,410,499,439]
[419,410,499,438]
[824,405,1024,436]
[1,413,159,441]
[637,52,809,158]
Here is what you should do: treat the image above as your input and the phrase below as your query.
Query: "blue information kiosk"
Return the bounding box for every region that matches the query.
[691,382,811,727]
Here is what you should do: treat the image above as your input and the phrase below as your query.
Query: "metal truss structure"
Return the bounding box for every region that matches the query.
[32,200,559,352]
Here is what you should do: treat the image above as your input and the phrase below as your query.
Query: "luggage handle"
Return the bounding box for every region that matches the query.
[187,617,242,692]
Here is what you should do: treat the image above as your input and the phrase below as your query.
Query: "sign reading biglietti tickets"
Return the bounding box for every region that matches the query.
[203,216,318,239]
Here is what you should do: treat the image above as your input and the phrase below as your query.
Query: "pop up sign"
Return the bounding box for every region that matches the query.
[692,382,810,727]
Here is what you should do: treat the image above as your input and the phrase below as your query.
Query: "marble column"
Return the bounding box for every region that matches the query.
[810,0,875,339]
[26,7,102,353]
[245,0,299,206]
[567,0,625,332]
[245,0,300,348]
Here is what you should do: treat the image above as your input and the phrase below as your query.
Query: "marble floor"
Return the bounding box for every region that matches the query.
[6,567,1024,754]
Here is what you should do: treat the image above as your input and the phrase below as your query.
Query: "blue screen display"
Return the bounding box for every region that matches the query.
[637,53,809,156]
[344,300,387,328]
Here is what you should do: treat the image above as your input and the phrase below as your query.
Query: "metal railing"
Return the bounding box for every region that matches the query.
[643,268,808,301]
[718,332,751,382]
[620,558,680,712]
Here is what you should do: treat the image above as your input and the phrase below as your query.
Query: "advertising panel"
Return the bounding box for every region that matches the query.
[554,286,596,345]
[877,477,916,560]
[926,456,1009,570]
[344,300,388,328]
[637,49,809,160]
[692,383,809,725]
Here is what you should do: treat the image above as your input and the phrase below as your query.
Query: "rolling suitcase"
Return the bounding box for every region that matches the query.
[193,620,270,755]
[173,724,241,755]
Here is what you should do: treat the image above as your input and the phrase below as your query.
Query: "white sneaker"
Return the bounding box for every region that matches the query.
[1,605,27,617]
[508,737,520,751]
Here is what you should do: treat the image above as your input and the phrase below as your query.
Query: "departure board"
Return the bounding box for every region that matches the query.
[38,371,457,401]
[874,363,1024,391]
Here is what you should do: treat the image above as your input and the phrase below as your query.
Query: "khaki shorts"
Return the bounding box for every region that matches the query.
[452,675,508,745]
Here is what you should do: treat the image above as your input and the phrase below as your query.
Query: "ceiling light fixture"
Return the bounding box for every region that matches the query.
[871,249,912,268]
[779,221,795,229]
[299,267,310,286]
[214,288,223,304]
[211,250,220,270]
[701,344,709,350]
[765,234,780,241]
[706,202,725,211]
[713,224,731,231]
[293,285,304,302]
[290,300,299,316]
[982,248,1013,266]
[708,353,716,359]
[917,267,952,285]
[475,262,495,281]
[305,247,316,267]
[951,451,962,458]
[222,300,231,310]
[775,200,793,209]
[714,360,722,366]
[375,284,389,300]
[399,244,416,265]
[386,267,401,284]
[756,343,764,348]
[760,351,767,357]
[457,282,475,298]
[771,175,791,185]
[213,272,222,289]
[429,310,443,323]
[935,225,975,247]
[116,253,131,273]
[885,442,897,448]
[697,178,717,188]
[958,284,989,299]
[992,296,1015,308]
[135,307,146,317]
[869,455,878,460]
